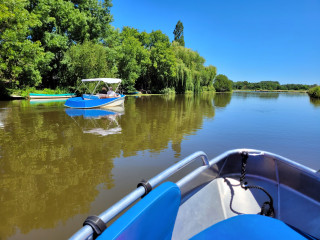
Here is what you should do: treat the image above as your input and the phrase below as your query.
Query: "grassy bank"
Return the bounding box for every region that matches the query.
[7,87,72,99]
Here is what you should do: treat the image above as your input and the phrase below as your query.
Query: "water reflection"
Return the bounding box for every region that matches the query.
[309,97,320,107]
[1,92,319,239]
[0,107,8,129]
[0,94,216,239]
[233,91,280,99]
[30,99,67,105]
[213,93,232,107]
[65,107,124,136]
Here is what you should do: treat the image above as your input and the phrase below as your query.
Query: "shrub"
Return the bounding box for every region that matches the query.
[213,74,233,92]
[160,87,176,95]
[308,86,320,98]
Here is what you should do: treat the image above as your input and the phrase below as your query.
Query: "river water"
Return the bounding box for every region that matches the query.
[0,92,319,239]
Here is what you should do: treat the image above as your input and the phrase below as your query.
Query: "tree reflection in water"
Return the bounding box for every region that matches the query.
[0,94,218,239]
[213,93,232,107]
[309,96,320,107]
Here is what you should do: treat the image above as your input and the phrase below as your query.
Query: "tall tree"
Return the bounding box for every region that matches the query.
[173,20,185,47]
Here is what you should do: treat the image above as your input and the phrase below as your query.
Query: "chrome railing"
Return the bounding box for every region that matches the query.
[70,151,209,240]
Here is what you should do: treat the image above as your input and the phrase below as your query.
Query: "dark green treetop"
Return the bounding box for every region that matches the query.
[173,20,185,47]
[214,74,233,92]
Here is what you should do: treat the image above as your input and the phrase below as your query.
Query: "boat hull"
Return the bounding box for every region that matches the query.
[64,95,125,109]
[29,93,75,99]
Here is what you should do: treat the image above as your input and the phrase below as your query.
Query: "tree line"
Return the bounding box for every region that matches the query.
[1,0,316,97]
[233,81,316,91]
[0,0,219,95]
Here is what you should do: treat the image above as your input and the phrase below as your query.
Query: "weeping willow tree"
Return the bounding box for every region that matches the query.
[172,42,216,93]
[175,62,192,93]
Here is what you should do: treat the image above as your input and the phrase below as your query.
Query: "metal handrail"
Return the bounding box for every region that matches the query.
[70,151,209,240]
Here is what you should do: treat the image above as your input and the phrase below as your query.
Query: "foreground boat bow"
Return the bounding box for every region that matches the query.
[70,149,320,240]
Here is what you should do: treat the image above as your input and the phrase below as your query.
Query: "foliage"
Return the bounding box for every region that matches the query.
[0,0,113,89]
[213,74,233,92]
[0,0,51,88]
[1,0,220,94]
[149,41,176,92]
[160,87,176,95]
[0,81,10,99]
[233,81,314,91]
[173,20,185,47]
[118,35,150,91]
[62,41,112,87]
[202,85,215,92]
[308,86,320,98]
[172,42,216,93]
[9,86,70,98]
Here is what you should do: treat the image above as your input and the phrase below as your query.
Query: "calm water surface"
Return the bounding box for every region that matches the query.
[0,92,319,239]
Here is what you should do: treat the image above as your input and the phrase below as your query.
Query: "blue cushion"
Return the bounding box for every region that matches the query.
[191,214,311,240]
[98,182,181,240]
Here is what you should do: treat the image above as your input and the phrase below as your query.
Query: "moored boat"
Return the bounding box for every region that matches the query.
[29,93,75,99]
[70,149,320,240]
[65,78,125,109]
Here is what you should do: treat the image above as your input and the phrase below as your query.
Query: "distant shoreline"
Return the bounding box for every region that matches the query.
[233,90,307,93]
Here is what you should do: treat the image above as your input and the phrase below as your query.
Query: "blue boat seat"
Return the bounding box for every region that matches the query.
[191,214,314,240]
[97,182,181,240]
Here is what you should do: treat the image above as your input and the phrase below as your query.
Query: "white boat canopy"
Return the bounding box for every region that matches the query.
[82,78,122,84]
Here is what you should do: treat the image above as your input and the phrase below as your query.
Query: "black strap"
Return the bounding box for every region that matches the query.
[240,151,275,218]
[83,215,106,238]
[137,179,152,198]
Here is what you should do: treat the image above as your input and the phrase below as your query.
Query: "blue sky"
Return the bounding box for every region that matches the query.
[111,0,320,84]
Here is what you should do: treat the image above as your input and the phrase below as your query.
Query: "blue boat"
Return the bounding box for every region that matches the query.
[65,78,125,109]
[70,149,320,240]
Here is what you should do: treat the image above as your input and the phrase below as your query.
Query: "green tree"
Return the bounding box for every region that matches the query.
[172,42,216,93]
[28,0,113,88]
[200,65,217,91]
[103,26,122,78]
[118,36,150,92]
[213,74,233,92]
[0,0,51,87]
[173,20,185,47]
[149,42,176,92]
[62,41,112,87]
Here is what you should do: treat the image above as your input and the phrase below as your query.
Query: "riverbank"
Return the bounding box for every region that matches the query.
[233,89,307,93]
[2,88,311,100]
[1,87,72,100]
